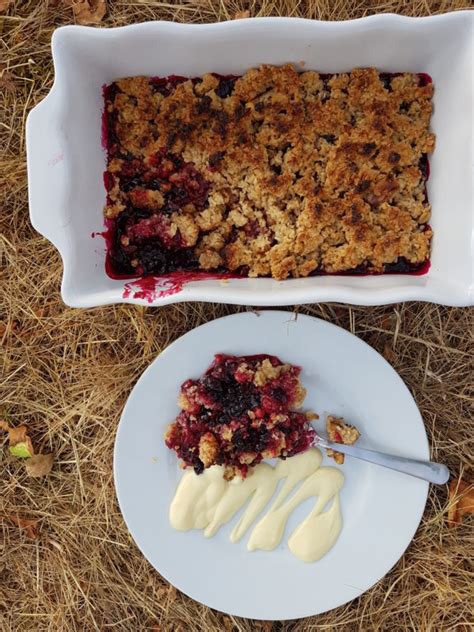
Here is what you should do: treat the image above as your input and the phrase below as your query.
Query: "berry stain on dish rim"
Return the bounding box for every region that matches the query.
[92,223,238,301]
[95,69,433,302]
[122,271,237,302]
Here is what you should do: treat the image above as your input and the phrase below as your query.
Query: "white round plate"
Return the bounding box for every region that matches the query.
[114,311,429,620]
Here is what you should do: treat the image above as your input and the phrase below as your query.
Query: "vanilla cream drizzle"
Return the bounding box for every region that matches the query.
[169,448,344,563]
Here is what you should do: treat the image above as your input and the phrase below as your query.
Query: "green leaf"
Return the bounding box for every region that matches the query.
[9,442,33,458]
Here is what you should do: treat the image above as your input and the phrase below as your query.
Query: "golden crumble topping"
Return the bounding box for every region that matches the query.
[253,358,287,386]
[198,432,219,468]
[104,65,434,279]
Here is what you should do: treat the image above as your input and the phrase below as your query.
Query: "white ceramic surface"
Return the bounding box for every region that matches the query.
[26,14,474,307]
[114,311,430,620]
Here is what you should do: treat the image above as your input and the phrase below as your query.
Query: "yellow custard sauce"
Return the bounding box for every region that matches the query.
[169,448,344,563]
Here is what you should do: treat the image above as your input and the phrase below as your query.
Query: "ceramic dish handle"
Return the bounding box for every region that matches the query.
[26,89,68,251]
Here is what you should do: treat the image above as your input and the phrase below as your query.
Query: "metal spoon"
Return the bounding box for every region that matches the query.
[313,434,449,485]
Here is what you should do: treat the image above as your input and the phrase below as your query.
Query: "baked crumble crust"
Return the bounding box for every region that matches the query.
[104,65,434,279]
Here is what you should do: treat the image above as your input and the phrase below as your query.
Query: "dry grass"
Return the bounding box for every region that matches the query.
[1,1,473,630]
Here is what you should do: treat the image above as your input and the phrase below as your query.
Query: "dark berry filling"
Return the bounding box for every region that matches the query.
[214,76,237,98]
[105,149,209,275]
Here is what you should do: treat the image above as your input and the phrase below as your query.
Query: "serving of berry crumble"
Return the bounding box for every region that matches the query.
[103,64,435,280]
[164,354,317,479]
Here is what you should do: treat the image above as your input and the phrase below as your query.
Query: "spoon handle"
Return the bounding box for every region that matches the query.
[319,441,450,485]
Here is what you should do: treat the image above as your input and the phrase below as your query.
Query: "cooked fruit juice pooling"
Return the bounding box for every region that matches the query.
[169,448,344,563]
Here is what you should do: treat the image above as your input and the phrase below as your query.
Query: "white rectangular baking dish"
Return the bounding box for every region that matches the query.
[26,14,474,307]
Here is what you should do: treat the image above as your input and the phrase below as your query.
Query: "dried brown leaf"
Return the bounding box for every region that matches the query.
[70,0,106,25]
[25,453,54,478]
[155,585,167,600]
[222,617,234,632]
[167,585,177,602]
[0,0,12,13]
[0,71,15,92]
[234,10,250,19]
[4,514,40,539]
[0,319,19,336]
[380,313,394,329]
[383,343,397,364]
[448,479,474,525]
[8,424,28,445]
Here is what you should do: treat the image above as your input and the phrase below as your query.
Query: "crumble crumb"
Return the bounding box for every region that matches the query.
[253,358,285,386]
[198,432,219,467]
[326,415,361,464]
